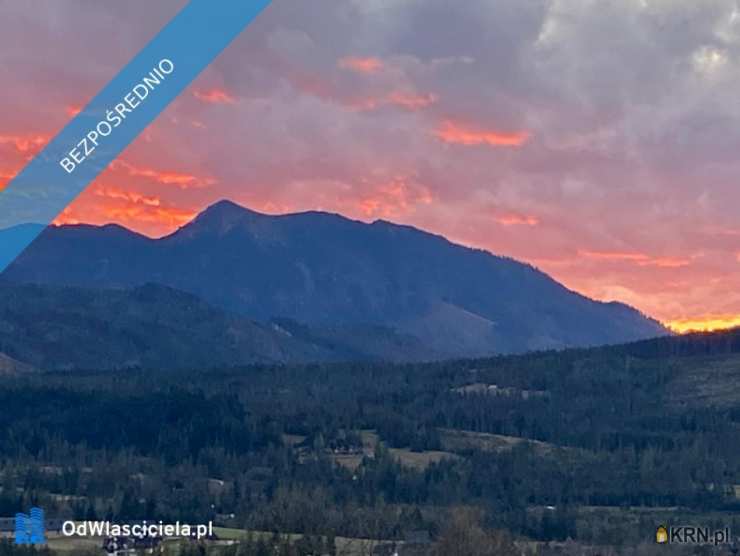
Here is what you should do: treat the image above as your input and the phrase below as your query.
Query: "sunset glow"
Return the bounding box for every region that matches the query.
[578,251,693,268]
[666,315,740,334]
[3,5,740,548]
[434,120,530,148]
[1,1,739,331]
[495,213,539,227]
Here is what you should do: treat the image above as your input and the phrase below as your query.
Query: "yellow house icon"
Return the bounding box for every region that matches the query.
[656,525,668,544]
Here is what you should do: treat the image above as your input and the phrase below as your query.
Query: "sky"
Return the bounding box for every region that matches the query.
[1,0,740,332]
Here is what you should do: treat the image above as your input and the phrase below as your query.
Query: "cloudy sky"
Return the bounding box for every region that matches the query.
[1,0,740,331]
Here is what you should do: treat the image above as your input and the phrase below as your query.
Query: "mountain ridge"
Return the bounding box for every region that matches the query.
[0,199,667,357]
[0,282,433,370]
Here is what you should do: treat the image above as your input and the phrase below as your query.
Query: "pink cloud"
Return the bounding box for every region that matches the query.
[578,250,692,268]
[387,91,438,111]
[495,213,539,227]
[356,178,434,218]
[434,120,530,148]
[193,88,236,105]
[111,160,216,189]
[338,56,384,74]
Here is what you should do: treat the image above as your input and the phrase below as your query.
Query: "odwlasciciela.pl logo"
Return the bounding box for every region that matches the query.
[14,507,46,545]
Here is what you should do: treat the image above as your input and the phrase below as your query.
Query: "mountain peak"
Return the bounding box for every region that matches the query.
[183,199,268,236]
[198,199,264,220]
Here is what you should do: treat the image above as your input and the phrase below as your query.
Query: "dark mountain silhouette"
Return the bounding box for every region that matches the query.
[0,351,36,375]
[0,223,44,271]
[0,283,432,370]
[1,200,667,357]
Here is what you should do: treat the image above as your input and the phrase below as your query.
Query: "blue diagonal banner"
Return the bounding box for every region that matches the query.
[0,0,271,272]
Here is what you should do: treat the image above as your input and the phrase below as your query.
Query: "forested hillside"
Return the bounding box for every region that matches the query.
[0,330,738,554]
[0,283,431,369]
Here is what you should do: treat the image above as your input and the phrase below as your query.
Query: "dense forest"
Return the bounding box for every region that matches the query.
[0,330,739,554]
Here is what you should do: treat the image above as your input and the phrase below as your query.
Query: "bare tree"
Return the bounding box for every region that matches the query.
[432,508,519,556]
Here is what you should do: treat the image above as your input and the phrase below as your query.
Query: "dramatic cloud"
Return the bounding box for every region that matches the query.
[3,0,740,328]
[54,182,197,235]
[434,120,531,148]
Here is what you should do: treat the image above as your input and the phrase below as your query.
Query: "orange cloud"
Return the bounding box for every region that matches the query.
[578,250,692,268]
[495,213,539,226]
[579,251,649,262]
[666,314,740,334]
[0,133,50,154]
[357,178,433,218]
[338,56,383,74]
[0,169,18,190]
[52,205,81,226]
[66,105,82,117]
[54,187,196,236]
[102,204,196,229]
[94,186,161,207]
[647,257,693,268]
[193,88,236,104]
[434,120,530,148]
[111,160,216,189]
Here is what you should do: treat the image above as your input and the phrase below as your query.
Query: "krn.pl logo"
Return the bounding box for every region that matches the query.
[656,525,668,544]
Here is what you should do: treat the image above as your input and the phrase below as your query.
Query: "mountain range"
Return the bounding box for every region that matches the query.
[0,282,436,370]
[0,200,667,368]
